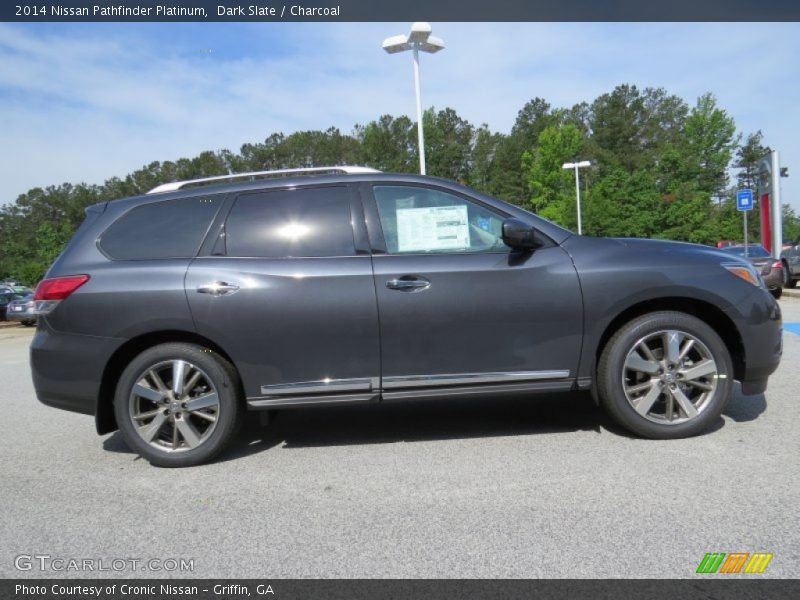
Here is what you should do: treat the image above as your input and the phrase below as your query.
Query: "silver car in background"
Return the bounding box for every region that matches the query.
[5,293,37,326]
[719,245,784,299]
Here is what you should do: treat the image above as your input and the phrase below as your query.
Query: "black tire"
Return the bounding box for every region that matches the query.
[770,286,782,299]
[783,261,797,288]
[597,311,733,439]
[22,320,36,327]
[114,342,243,467]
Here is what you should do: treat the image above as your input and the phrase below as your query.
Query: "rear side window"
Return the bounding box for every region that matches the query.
[224,186,355,258]
[99,196,221,260]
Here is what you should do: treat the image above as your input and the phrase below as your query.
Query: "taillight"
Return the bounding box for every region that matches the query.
[34,275,90,300]
[772,261,782,269]
[33,275,90,314]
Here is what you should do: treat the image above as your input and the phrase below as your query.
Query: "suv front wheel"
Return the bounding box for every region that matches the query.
[597,311,733,439]
[114,343,242,467]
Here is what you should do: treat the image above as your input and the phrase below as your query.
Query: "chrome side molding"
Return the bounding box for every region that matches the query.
[260,377,379,397]
[381,370,570,389]
[259,371,570,397]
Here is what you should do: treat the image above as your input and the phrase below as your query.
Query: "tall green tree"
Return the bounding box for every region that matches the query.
[522,122,585,228]
[735,131,770,191]
[422,107,475,181]
[356,115,416,172]
[783,204,800,243]
[588,85,687,175]
[468,125,503,191]
[657,94,738,243]
[483,98,555,204]
[584,169,662,238]
[3,86,771,282]
[682,93,739,201]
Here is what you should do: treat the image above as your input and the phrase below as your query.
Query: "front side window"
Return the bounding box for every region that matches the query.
[99,195,222,260]
[225,186,355,258]
[373,185,506,254]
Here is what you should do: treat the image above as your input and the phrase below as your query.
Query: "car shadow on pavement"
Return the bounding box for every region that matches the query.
[103,387,766,462]
[102,392,620,461]
[722,385,767,423]
[217,392,629,461]
[102,433,135,454]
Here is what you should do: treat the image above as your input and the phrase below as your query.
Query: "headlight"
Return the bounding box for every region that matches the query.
[723,262,764,288]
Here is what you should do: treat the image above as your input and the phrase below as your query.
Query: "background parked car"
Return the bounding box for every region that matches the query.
[1,284,32,295]
[0,290,21,320]
[5,293,36,326]
[720,245,783,298]
[781,238,800,288]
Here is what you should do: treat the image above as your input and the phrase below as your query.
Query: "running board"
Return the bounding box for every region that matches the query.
[247,392,379,410]
[380,380,574,402]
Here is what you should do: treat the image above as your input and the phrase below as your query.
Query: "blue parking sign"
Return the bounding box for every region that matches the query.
[737,189,753,211]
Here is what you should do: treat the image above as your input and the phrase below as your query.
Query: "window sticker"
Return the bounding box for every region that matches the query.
[396,205,470,252]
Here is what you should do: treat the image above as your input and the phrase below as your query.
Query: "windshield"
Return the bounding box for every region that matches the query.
[721,245,771,258]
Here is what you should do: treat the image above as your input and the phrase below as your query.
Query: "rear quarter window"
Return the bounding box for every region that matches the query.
[99,195,222,260]
[224,186,356,258]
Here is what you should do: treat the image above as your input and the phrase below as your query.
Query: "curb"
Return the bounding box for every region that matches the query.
[782,288,800,299]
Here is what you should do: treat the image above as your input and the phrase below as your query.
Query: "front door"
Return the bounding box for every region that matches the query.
[186,184,380,405]
[363,183,583,394]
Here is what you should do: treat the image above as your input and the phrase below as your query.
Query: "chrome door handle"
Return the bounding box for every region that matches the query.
[197,281,240,296]
[386,277,431,292]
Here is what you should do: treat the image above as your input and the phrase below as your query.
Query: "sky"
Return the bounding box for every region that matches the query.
[0,22,798,211]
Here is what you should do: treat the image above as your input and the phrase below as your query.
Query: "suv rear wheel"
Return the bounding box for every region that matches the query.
[597,311,733,439]
[114,343,242,467]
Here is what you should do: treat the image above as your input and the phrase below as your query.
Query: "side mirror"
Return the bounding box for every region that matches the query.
[502,218,540,251]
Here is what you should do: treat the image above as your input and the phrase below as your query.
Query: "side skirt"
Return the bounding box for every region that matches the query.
[247,392,379,410]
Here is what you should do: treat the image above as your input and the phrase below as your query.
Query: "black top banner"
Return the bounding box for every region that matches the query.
[3,0,800,22]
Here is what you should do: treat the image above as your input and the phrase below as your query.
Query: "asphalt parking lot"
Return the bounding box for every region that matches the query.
[1,299,799,579]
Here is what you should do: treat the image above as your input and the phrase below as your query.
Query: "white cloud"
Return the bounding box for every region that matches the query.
[0,22,798,211]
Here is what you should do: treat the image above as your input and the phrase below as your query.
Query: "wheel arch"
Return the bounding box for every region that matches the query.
[594,297,746,390]
[96,330,238,435]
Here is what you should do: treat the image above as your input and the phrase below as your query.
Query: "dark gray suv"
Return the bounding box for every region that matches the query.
[30,167,783,467]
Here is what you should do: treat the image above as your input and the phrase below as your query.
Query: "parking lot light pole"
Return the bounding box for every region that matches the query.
[562,160,591,235]
[382,22,445,175]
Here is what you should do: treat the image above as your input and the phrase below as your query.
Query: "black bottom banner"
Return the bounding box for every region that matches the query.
[3,579,799,600]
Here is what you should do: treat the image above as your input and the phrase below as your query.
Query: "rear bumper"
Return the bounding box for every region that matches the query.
[6,307,36,322]
[30,319,122,416]
[726,288,782,395]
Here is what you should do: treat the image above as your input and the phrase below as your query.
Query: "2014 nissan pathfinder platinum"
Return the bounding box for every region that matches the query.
[30,167,783,467]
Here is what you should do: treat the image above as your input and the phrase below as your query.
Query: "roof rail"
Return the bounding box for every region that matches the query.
[147,166,382,194]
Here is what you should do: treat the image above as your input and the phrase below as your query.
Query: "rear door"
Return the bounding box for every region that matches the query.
[362,182,583,395]
[185,184,381,405]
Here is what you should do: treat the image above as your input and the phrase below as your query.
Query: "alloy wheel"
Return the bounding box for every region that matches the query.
[621,330,719,424]
[128,360,220,452]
